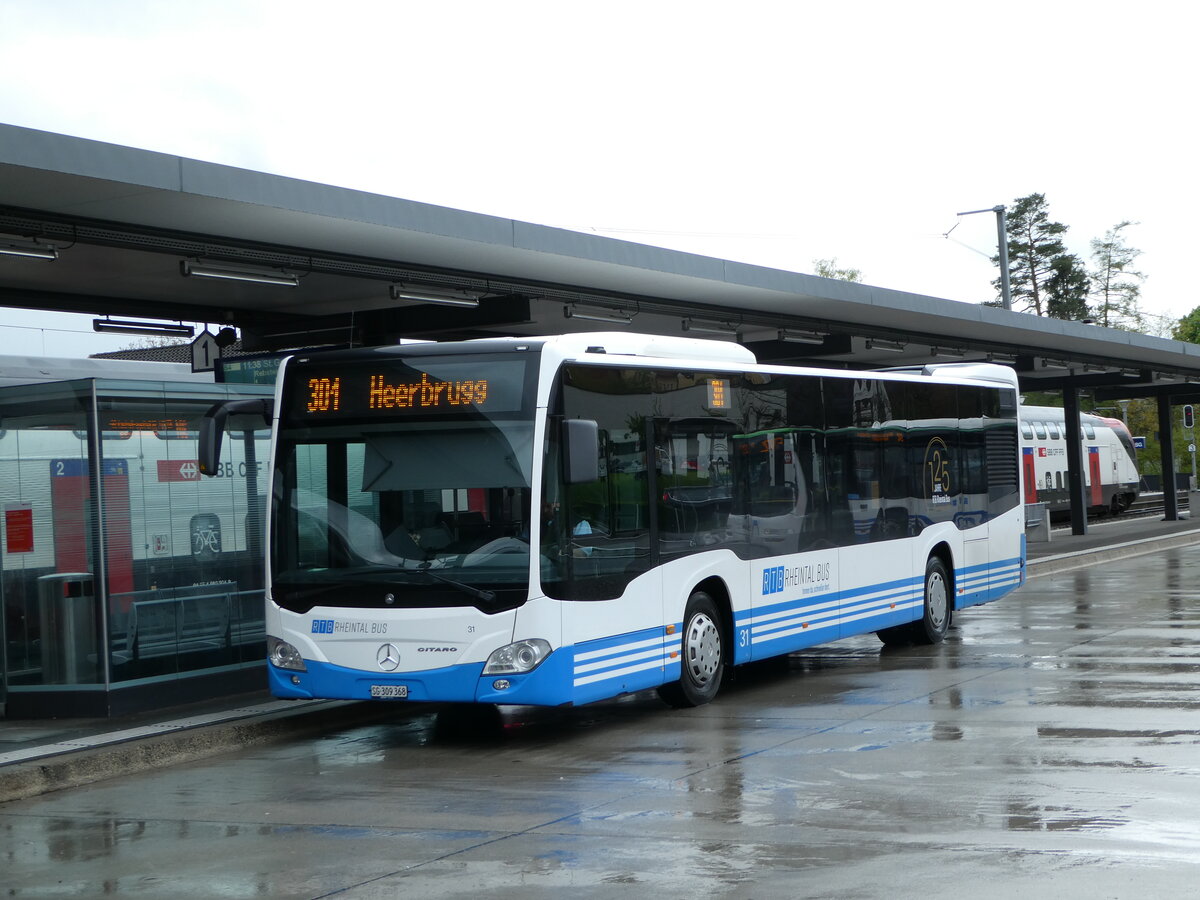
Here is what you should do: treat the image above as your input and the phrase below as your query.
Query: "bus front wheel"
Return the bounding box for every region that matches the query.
[658,591,725,708]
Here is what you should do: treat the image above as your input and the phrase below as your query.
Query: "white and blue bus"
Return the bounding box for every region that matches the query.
[201,333,1025,708]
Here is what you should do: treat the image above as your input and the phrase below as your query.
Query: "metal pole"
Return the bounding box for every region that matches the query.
[1157,392,1179,521]
[957,205,1012,310]
[1062,386,1087,536]
[994,205,1012,311]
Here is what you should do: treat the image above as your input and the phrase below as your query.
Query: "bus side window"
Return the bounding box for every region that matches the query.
[821,378,858,547]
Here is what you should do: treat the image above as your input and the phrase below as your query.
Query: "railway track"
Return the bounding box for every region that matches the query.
[1107,491,1189,521]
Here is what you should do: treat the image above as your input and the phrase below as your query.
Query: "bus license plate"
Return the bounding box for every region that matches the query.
[370,684,409,699]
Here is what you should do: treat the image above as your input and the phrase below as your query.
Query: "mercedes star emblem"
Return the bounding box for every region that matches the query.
[376,643,401,671]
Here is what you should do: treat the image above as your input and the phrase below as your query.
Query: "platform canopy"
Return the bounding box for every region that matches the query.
[2,123,1200,394]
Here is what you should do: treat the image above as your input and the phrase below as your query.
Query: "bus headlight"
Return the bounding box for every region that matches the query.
[483,639,552,674]
[268,636,306,671]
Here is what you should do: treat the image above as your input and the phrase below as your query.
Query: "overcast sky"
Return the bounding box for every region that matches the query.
[0,0,1195,357]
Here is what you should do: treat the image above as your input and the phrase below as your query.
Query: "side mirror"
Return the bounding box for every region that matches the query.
[198,398,274,476]
[563,419,599,484]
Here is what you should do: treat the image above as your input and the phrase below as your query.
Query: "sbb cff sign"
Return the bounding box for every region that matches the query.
[157,460,201,482]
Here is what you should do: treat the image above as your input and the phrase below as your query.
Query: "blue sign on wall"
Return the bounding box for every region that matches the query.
[50,459,129,477]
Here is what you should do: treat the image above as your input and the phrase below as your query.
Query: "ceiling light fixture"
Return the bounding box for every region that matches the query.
[1037,358,1072,371]
[564,305,633,325]
[682,318,740,336]
[0,239,58,260]
[777,329,827,345]
[865,338,906,353]
[389,284,481,308]
[181,259,299,287]
[931,346,968,358]
[93,319,196,338]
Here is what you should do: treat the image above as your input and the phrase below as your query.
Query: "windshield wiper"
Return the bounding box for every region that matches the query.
[418,564,497,604]
[272,582,350,606]
[282,565,498,606]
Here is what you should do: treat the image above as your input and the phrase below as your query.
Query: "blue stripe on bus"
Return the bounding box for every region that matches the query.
[571,625,673,705]
[956,556,1023,609]
[738,559,1025,658]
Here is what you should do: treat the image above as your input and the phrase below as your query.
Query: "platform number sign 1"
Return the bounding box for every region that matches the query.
[191,330,220,373]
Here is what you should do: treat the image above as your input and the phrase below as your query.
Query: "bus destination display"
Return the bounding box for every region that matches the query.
[289,358,527,421]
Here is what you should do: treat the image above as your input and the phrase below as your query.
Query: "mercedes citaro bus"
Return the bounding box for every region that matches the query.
[200,333,1024,708]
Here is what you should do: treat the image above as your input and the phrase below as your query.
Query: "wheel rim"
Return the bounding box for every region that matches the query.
[927,570,948,629]
[684,612,722,686]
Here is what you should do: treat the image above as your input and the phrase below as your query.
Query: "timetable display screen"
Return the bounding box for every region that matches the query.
[283,356,530,424]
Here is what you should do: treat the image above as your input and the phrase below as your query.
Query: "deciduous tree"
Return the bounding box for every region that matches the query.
[1173,306,1200,344]
[812,258,862,282]
[1090,221,1144,330]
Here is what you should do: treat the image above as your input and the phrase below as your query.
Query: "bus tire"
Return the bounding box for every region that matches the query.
[913,555,951,644]
[658,591,725,708]
[878,555,951,646]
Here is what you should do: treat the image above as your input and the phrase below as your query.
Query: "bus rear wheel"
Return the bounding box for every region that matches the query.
[658,591,725,708]
[878,555,951,646]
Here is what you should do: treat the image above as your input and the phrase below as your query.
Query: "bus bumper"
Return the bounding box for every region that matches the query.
[267,648,574,706]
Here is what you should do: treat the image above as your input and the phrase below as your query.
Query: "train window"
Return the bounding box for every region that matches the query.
[1083,422,1096,439]
[1055,471,1063,490]
[1020,421,1033,440]
[1048,422,1061,440]
[1033,422,1047,440]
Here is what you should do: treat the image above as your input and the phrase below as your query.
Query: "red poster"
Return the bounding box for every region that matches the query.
[5,503,33,553]
[157,459,201,481]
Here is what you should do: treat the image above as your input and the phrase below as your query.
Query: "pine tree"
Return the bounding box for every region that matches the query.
[1045,254,1091,320]
[994,193,1069,317]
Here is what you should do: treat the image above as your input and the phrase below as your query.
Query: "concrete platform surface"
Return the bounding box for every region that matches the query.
[3,535,1200,897]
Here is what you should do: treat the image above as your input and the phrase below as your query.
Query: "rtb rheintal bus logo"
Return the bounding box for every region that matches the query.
[762,562,833,596]
[763,566,787,595]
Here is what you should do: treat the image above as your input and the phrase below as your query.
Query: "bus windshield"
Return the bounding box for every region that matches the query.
[270,351,540,612]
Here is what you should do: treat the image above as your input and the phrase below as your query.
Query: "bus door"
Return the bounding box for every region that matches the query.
[553,414,664,704]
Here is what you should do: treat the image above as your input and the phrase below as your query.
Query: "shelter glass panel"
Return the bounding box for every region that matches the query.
[99,390,270,683]
[0,383,97,689]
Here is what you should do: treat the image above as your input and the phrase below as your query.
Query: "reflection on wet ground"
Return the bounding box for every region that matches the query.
[6,549,1200,896]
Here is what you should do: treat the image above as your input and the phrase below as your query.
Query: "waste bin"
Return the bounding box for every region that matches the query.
[1024,502,1050,543]
[37,572,98,684]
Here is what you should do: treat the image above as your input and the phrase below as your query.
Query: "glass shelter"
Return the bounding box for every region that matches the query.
[0,376,272,717]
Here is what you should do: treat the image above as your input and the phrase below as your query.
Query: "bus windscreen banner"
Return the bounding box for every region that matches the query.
[285,357,529,423]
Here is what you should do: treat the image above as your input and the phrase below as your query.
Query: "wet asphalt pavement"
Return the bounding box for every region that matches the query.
[4,547,1200,898]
